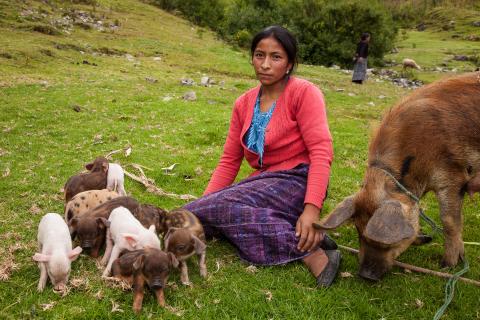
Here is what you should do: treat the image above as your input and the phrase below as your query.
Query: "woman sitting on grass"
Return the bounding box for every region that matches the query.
[184,25,341,287]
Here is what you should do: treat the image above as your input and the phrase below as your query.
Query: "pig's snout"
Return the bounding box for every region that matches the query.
[358,260,389,282]
[150,278,164,290]
[53,283,67,291]
[81,241,94,250]
[358,267,382,282]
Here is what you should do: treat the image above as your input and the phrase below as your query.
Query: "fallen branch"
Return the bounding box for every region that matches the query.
[104,149,123,160]
[124,169,197,201]
[338,244,480,287]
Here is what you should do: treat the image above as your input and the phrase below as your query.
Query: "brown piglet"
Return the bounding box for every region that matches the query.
[112,248,179,313]
[64,157,109,202]
[163,208,207,285]
[68,196,141,257]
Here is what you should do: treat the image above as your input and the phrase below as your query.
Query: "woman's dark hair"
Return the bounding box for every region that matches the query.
[361,32,371,41]
[250,26,298,74]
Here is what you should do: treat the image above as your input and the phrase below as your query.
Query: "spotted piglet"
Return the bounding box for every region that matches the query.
[164,208,207,285]
[64,189,119,223]
[112,248,179,313]
[33,213,82,292]
[102,206,161,277]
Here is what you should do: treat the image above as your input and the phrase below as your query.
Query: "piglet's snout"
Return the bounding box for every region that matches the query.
[53,283,67,291]
[150,278,164,289]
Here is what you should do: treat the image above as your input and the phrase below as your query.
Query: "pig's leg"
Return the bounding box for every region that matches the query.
[436,187,465,267]
[37,262,48,292]
[179,261,190,285]
[102,245,121,277]
[101,229,113,266]
[198,252,207,278]
[132,276,145,313]
[154,288,165,307]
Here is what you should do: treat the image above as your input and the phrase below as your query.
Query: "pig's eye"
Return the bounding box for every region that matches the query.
[176,245,186,251]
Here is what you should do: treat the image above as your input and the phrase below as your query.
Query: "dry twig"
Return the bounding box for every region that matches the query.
[338,245,480,286]
[124,169,197,200]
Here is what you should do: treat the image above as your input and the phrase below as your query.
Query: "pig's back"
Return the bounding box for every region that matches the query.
[371,73,480,163]
[109,207,144,234]
[38,213,71,245]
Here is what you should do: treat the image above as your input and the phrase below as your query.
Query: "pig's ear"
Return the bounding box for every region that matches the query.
[102,162,109,173]
[313,195,356,230]
[364,200,415,245]
[85,161,94,170]
[68,246,83,261]
[148,225,156,233]
[192,235,206,254]
[122,233,139,249]
[33,253,51,262]
[133,254,145,271]
[168,252,179,268]
[97,217,110,228]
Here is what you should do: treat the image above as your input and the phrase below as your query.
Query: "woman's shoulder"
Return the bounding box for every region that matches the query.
[287,77,322,96]
[234,85,260,108]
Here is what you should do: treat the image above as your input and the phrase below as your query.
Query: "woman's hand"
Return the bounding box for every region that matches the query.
[295,204,324,252]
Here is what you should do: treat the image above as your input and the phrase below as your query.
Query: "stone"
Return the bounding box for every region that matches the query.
[183,91,197,101]
[200,76,210,86]
[181,78,195,86]
[453,55,468,61]
[145,76,158,83]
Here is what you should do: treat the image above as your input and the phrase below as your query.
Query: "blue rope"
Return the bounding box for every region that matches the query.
[376,167,469,320]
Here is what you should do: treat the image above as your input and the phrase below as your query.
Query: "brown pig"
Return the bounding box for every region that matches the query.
[68,196,141,257]
[163,208,207,285]
[64,157,109,202]
[112,248,179,313]
[133,204,168,234]
[164,227,207,285]
[314,72,480,281]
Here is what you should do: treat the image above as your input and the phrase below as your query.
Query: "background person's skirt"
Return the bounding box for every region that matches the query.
[352,58,368,81]
[183,164,316,266]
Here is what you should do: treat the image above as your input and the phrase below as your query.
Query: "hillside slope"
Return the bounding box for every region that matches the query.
[0,1,479,319]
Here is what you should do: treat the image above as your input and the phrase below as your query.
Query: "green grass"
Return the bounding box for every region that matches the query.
[1,0,480,319]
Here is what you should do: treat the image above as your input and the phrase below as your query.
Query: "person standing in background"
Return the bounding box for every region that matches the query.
[352,32,370,84]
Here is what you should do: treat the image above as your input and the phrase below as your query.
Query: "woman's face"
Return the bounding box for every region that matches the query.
[252,36,292,87]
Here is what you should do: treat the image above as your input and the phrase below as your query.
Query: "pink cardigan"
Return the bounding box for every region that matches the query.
[204,77,333,209]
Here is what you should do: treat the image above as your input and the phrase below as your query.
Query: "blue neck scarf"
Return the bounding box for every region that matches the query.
[245,93,276,166]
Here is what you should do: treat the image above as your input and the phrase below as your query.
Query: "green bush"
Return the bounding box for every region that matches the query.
[151,0,397,68]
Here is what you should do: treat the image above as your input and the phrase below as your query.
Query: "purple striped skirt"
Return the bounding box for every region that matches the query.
[184,164,317,265]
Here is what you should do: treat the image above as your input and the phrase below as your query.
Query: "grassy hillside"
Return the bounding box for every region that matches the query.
[0,0,479,319]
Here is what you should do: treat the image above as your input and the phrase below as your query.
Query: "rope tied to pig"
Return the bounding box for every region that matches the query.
[376,167,470,320]
[378,168,443,233]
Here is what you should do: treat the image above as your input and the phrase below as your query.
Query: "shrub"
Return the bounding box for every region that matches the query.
[151,0,397,68]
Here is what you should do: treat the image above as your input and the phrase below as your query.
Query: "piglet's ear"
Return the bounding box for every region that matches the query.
[33,253,51,262]
[97,217,110,228]
[313,195,356,230]
[148,225,156,233]
[122,233,139,249]
[102,162,109,173]
[85,161,94,171]
[133,254,145,271]
[69,246,83,261]
[192,235,206,255]
[168,252,179,268]
[364,200,415,246]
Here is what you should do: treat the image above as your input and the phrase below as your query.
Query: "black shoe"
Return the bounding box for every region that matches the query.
[317,250,341,288]
[319,234,338,251]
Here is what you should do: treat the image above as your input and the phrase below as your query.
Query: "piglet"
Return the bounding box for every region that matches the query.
[107,163,127,196]
[112,248,178,313]
[102,206,161,277]
[64,189,119,222]
[163,208,207,285]
[64,157,109,202]
[68,196,140,258]
[33,213,82,292]
[164,227,206,285]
